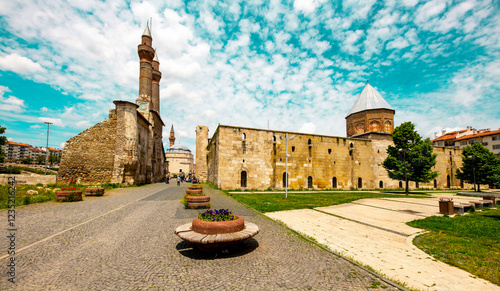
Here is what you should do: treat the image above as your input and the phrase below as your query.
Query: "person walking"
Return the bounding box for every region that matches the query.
[177,176,180,186]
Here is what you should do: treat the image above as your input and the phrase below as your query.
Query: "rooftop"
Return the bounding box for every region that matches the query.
[346,82,394,117]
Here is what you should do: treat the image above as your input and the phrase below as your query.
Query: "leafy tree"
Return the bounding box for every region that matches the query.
[456,143,500,192]
[22,157,33,164]
[36,155,45,165]
[48,154,59,166]
[0,126,6,163]
[383,122,439,194]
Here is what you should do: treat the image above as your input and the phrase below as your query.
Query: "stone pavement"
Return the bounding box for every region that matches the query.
[266,194,500,291]
[1,183,399,290]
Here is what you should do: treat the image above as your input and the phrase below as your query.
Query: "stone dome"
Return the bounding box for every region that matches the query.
[166,145,192,154]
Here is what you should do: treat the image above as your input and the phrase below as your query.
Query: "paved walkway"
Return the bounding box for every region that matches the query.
[1,183,398,290]
[266,194,500,291]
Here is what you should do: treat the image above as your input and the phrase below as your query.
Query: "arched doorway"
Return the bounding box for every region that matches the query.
[358,177,362,188]
[241,171,247,188]
[434,179,437,188]
[332,177,337,189]
[460,179,464,188]
[283,172,288,187]
[379,181,383,188]
[416,182,419,188]
[307,176,313,189]
[447,175,451,188]
[399,181,403,188]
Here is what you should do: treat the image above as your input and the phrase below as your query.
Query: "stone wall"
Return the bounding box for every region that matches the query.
[0,174,56,185]
[202,125,479,190]
[196,126,209,182]
[58,112,117,184]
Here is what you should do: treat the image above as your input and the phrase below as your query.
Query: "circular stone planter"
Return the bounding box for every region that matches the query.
[186,189,203,195]
[84,188,105,196]
[175,217,259,251]
[55,191,83,202]
[185,195,210,209]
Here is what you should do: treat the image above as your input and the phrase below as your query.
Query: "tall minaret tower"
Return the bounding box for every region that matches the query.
[136,23,155,119]
[169,125,176,147]
[151,52,162,112]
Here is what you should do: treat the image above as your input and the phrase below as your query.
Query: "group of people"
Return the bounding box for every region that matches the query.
[165,175,198,186]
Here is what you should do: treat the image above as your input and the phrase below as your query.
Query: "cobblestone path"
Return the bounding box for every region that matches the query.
[1,183,399,290]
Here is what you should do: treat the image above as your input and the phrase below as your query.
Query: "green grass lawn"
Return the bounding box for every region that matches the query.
[408,209,500,286]
[226,191,429,212]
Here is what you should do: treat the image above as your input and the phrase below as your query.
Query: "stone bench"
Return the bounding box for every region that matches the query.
[482,200,494,208]
[454,203,473,215]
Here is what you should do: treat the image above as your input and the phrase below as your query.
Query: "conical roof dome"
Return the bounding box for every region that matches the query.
[346,82,394,117]
[142,24,151,37]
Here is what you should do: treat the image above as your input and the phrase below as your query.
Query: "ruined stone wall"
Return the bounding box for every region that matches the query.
[195,126,209,182]
[112,101,139,185]
[151,112,165,182]
[215,127,274,190]
[59,112,117,184]
[135,115,150,184]
[206,128,220,187]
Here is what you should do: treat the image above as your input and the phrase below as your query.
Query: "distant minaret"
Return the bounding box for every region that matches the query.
[136,22,155,119]
[169,125,176,147]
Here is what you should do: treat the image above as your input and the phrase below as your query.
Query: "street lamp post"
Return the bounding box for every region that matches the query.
[44,122,52,175]
[280,133,295,199]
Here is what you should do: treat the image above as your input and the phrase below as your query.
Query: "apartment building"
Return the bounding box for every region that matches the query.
[432,126,500,157]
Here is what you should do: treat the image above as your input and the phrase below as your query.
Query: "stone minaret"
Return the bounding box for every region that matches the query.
[151,52,161,112]
[136,23,155,119]
[169,125,175,147]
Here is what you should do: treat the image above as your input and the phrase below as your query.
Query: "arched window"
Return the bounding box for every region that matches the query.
[241,171,247,188]
[283,172,288,187]
[292,146,295,152]
[273,136,276,142]
[379,181,383,188]
[460,180,464,188]
[399,181,403,188]
[356,123,365,134]
[370,121,381,132]
[358,177,362,188]
[447,175,451,188]
[308,176,313,189]
[242,133,246,140]
[384,121,392,133]
[308,139,312,145]
[433,179,437,188]
[416,182,419,188]
[332,177,337,188]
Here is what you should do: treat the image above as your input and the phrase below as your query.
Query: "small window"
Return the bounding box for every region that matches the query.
[358,177,362,188]
[242,133,246,140]
[399,181,403,188]
[332,177,337,188]
[433,179,437,188]
[308,176,313,188]
[283,172,288,187]
[308,139,312,145]
[273,136,276,142]
[415,182,419,188]
[241,171,247,188]
[379,181,383,188]
[328,149,332,154]
[292,146,295,152]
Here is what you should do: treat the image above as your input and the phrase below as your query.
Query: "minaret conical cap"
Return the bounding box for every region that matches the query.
[346,82,394,117]
[142,23,151,37]
[153,51,159,62]
[170,124,174,132]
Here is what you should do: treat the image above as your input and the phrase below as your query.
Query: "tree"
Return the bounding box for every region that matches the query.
[456,143,500,192]
[36,155,45,165]
[22,157,33,164]
[48,154,59,166]
[383,122,439,194]
[0,126,7,163]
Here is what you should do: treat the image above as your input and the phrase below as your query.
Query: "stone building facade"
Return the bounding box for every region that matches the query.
[58,24,165,185]
[196,83,471,190]
[165,145,195,176]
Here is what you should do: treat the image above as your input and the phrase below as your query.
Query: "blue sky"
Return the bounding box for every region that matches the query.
[0,0,498,155]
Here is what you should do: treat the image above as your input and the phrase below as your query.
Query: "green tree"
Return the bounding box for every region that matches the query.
[383,122,439,194]
[36,155,45,165]
[22,157,33,164]
[48,154,59,166]
[456,143,500,192]
[0,126,6,163]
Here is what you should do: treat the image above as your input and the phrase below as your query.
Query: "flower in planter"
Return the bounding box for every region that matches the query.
[198,209,237,222]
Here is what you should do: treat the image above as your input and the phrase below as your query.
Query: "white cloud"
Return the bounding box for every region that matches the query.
[293,0,323,14]
[75,120,92,129]
[30,125,42,129]
[401,0,419,7]
[0,91,26,113]
[298,122,317,133]
[0,53,44,74]
[38,117,64,127]
[415,0,448,24]
[386,37,410,50]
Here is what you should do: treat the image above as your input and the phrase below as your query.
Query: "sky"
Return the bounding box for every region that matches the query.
[0,0,499,156]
